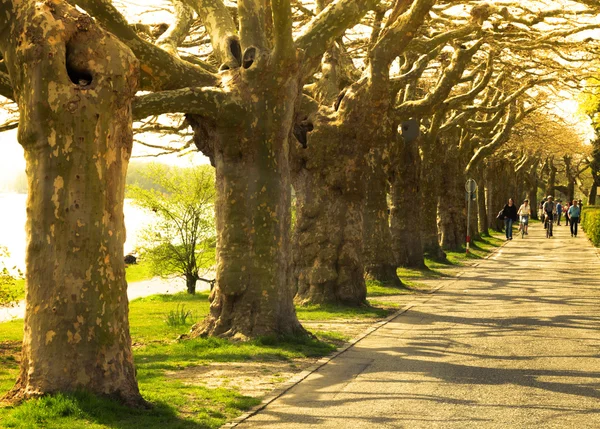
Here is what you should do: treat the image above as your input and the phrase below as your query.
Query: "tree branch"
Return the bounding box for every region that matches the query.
[73,0,218,90]
[156,0,195,56]
[238,0,268,49]
[295,0,379,77]
[133,88,245,120]
[0,71,13,101]
[183,0,241,68]
[271,0,295,62]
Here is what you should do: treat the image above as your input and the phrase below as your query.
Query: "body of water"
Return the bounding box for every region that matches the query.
[0,193,153,271]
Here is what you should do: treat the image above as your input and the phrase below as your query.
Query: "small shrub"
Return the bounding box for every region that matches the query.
[581,206,600,247]
[165,304,197,326]
[0,246,22,306]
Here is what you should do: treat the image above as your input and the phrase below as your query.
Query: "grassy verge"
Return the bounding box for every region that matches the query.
[2,259,192,306]
[0,291,390,428]
[0,230,504,427]
[392,229,505,289]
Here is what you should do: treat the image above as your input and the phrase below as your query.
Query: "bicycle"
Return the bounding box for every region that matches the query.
[520,216,528,238]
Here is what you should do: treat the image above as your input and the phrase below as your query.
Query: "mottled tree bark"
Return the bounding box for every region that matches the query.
[189,56,305,338]
[391,135,424,268]
[420,147,445,260]
[291,106,369,306]
[0,1,142,405]
[439,147,466,251]
[292,117,372,306]
[529,178,539,220]
[363,148,402,286]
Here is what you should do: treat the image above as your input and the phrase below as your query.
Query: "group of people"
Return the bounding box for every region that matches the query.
[499,196,582,240]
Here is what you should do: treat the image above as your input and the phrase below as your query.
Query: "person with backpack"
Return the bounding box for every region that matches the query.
[568,200,581,237]
[501,198,518,240]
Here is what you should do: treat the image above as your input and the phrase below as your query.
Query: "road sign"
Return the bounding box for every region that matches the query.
[401,119,420,143]
[465,178,477,194]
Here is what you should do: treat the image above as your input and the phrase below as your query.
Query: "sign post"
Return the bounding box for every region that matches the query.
[465,179,478,254]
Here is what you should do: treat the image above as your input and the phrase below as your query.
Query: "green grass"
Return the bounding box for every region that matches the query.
[295,303,393,320]
[0,388,259,429]
[125,260,156,283]
[0,291,367,428]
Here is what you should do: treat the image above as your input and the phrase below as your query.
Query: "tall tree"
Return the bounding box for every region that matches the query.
[0,0,143,405]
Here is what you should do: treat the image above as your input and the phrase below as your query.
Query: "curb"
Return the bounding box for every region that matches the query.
[223,237,509,428]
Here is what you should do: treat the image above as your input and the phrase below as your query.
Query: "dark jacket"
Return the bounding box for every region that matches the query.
[502,204,518,221]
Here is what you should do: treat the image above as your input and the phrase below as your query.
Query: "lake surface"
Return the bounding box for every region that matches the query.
[0,193,153,271]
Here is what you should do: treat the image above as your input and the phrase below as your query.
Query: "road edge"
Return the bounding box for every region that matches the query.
[223,238,510,428]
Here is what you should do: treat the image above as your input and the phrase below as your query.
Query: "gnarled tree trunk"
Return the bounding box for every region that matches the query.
[439,146,466,251]
[1,1,143,405]
[363,148,402,286]
[391,135,424,268]
[190,59,305,338]
[420,144,446,260]
[291,109,368,306]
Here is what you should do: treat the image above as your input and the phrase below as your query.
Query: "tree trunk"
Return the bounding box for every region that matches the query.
[1,2,143,405]
[529,177,539,220]
[363,150,402,286]
[439,150,466,251]
[589,184,597,205]
[420,146,446,260]
[291,110,368,306]
[477,180,488,235]
[545,162,556,196]
[190,53,305,339]
[185,273,197,294]
[391,136,424,268]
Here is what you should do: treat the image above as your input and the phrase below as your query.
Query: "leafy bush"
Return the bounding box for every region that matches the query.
[581,206,600,246]
[0,246,22,306]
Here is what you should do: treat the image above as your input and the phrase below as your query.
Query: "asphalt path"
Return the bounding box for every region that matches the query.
[239,221,600,428]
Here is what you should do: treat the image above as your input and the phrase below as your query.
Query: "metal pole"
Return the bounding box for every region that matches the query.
[466,191,471,254]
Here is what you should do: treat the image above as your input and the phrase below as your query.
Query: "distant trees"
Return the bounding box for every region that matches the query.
[128,164,216,294]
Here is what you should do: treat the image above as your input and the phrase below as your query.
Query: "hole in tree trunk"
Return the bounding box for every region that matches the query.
[228,37,242,67]
[242,47,257,69]
[65,41,93,87]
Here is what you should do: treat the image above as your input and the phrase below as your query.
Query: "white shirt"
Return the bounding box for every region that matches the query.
[518,204,531,216]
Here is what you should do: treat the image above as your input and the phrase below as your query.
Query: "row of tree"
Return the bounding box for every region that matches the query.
[0,0,598,407]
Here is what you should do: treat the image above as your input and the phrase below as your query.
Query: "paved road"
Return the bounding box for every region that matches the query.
[240,223,600,428]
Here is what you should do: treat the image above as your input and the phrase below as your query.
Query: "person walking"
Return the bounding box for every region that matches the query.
[564,201,571,227]
[568,200,581,237]
[542,196,556,237]
[502,198,518,240]
[517,199,531,236]
[556,200,562,225]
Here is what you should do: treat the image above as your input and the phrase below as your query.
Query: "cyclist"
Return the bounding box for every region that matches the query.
[517,199,531,236]
[542,196,557,237]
